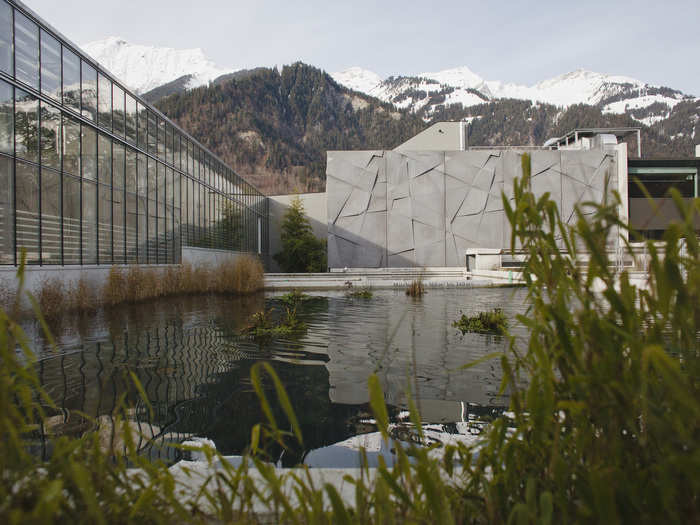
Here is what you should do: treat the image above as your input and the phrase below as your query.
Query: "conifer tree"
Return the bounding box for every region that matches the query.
[274,196,326,272]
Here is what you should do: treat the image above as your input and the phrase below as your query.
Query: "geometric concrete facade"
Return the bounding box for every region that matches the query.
[327,149,617,268]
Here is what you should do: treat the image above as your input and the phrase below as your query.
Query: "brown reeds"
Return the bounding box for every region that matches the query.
[37,278,65,320]
[405,278,426,297]
[100,255,265,307]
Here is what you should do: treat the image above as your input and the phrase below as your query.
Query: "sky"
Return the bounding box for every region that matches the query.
[21,0,700,95]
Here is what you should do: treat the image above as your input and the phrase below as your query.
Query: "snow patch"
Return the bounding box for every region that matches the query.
[81,36,236,94]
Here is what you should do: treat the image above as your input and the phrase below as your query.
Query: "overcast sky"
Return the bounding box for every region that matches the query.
[21,0,700,95]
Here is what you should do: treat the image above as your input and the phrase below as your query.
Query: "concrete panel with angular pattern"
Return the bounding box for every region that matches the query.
[327,149,617,268]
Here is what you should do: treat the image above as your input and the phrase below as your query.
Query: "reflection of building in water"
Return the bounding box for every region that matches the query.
[324,291,512,420]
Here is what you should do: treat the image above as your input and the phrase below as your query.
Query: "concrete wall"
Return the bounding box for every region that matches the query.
[326,149,619,269]
[268,193,327,271]
[395,122,465,152]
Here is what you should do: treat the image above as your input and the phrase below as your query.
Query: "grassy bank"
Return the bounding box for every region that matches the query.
[0,254,264,320]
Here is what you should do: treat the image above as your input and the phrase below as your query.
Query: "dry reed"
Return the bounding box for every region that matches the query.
[37,278,65,320]
[405,278,426,297]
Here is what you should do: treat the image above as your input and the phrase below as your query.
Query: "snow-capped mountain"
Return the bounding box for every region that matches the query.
[81,37,235,94]
[331,66,692,123]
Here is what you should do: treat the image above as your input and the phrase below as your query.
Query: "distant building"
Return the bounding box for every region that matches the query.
[326,123,699,269]
[0,0,269,270]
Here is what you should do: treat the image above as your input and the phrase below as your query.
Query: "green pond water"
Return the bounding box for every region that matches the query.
[28,287,528,466]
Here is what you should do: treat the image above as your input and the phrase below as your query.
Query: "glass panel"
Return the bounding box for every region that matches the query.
[173,132,180,169]
[41,168,60,264]
[125,192,136,263]
[14,11,38,89]
[0,1,12,74]
[114,143,125,189]
[137,153,146,196]
[165,123,172,164]
[15,161,39,263]
[98,184,111,263]
[0,81,13,155]
[98,133,111,185]
[112,84,124,137]
[124,146,135,191]
[125,94,136,143]
[81,61,97,121]
[81,125,97,181]
[136,102,147,150]
[147,111,156,155]
[97,73,111,130]
[157,118,165,159]
[82,180,97,264]
[0,156,14,264]
[148,198,157,263]
[62,48,80,113]
[14,88,38,163]
[157,162,165,204]
[137,196,146,263]
[62,174,80,264]
[62,114,79,175]
[166,205,173,263]
[40,101,61,170]
[40,30,61,100]
[113,184,124,263]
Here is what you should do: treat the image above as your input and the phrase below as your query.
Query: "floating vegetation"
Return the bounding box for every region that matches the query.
[241,306,307,339]
[453,308,508,335]
[405,279,426,297]
[279,289,312,306]
[345,281,373,299]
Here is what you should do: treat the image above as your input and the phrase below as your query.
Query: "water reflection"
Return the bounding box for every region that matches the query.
[29,288,528,466]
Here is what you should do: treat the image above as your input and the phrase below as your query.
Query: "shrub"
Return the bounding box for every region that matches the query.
[453,308,507,334]
[37,278,65,320]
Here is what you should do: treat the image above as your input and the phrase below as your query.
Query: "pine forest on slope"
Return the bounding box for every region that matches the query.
[152,63,699,194]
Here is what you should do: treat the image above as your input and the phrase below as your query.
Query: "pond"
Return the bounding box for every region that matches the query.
[27,287,529,467]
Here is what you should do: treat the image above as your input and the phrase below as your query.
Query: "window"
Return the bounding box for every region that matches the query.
[629,173,695,199]
[81,124,97,181]
[0,80,13,155]
[125,94,136,143]
[40,101,61,170]
[97,133,111,185]
[15,161,39,263]
[98,183,111,263]
[14,88,38,163]
[97,73,111,130]
[0,1,12,75]
[62,48,80,113]
[81,61,97,121]
[14,11,39,89]
[0,156,14,264]
[62,174,80,264]
[62,114,80,175]
[41,168,61,263]
[82,180,97,264]
[112,84,124,137]
[40,30,61,100]
[136,102,147,150]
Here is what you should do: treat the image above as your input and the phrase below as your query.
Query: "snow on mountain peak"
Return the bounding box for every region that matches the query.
[331,67,383,95]
[81,37,235,94]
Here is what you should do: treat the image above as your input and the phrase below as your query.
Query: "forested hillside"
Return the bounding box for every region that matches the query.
[154,63,699,194]
[155,63,425,194]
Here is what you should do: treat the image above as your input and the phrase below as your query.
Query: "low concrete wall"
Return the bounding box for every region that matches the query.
[182,246,247,267]
[268,193,327,271]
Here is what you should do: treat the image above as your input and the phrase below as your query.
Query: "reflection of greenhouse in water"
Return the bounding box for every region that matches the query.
[34,290,520,463]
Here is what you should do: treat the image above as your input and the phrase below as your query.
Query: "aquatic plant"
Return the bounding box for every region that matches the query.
[241,305,307,339]
[345,281,373,299]
[453,308,507,335]
[279,288,311,306]
[405,278,426,297]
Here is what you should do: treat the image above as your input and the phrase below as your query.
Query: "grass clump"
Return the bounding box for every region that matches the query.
[345,281,373,299]
[279,288,311,306]
[242,305,306,339]
[453,308,507,335]
[405,278,426,297]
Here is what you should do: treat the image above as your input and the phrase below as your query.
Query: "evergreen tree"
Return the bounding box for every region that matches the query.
[274,196,326,273]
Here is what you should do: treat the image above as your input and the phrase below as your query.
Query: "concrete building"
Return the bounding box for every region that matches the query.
[325,124,699,270]
[0,0,269,281]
